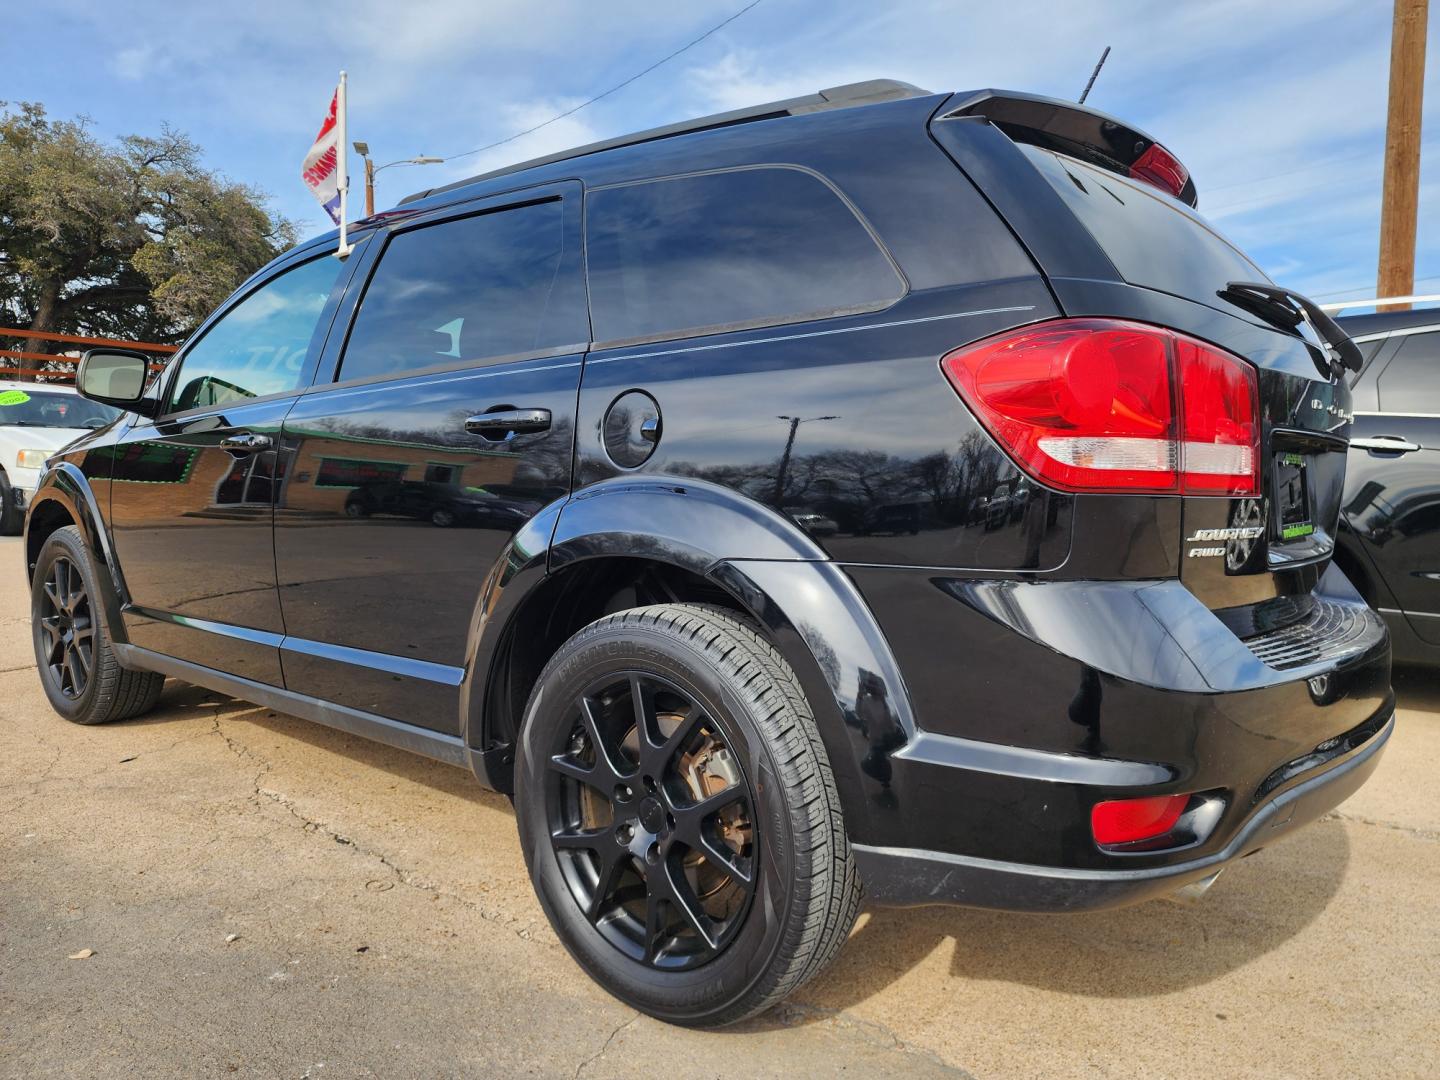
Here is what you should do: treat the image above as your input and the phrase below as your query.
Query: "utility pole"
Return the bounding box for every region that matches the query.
[1377,0,1429,311]
[772,414,837,505]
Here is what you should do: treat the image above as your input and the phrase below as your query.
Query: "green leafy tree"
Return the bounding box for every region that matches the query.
[0,101,297,376]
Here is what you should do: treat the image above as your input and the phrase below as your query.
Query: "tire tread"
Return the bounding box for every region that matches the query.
[34,526,165,725]
[530,602,860,1024]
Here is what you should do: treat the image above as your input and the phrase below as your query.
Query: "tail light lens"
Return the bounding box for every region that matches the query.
[940,319,1259,495]
[1091,794,1190,846]
[1129,143,1190,201]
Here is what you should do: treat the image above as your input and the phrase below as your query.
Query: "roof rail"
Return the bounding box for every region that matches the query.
[399,79,932,206]
[1319,293,1440,313]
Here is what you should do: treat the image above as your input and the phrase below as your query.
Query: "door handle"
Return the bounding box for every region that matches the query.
[1351,435,1422,454]
[218,432,273,451]
[465,408,551,437]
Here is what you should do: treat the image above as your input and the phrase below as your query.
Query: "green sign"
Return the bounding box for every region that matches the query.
[1281,522,1315,540]
[0,389,31,406]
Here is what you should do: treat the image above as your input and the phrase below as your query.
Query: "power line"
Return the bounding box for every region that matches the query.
[1309,273,1440,300]
[442,1,765,163]
[1204,139,1439,208]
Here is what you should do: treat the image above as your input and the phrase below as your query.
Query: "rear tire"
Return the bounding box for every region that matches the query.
[515,603,860,1026]
[31,526,165,725]
[0,471,22,535]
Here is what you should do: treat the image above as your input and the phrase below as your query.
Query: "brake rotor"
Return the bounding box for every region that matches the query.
[577,708,753,922]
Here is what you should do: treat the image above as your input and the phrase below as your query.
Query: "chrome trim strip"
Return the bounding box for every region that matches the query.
[280,635,465,686]
[126,606,284,648]
[1349,323,1440,343]
[125,607,466,686]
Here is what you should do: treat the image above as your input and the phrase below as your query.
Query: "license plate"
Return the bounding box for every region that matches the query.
[1275,452,1314,541]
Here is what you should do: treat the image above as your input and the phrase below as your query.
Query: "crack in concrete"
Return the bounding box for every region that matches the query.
[1323,809,1439,843]
[573,1012,640,1079]
[766,1001,972,1076]
[209,712,546,944]
[0,727,209,794]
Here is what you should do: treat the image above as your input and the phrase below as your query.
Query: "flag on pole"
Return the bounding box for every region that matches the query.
[302,86,343,225]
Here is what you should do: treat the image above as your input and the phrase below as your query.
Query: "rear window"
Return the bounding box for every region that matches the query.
[585,166,905,344]
[1022,145,1266,301]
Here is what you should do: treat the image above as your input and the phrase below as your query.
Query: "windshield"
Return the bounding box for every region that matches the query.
[0,389,121,429]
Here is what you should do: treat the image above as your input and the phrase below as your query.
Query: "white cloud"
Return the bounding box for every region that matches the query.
[111,45,161,82]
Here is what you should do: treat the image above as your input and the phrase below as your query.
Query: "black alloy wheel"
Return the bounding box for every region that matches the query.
[30,526,166,725]
[546,670,756,970]
[37,555,94,700]
[515,604,861,1026]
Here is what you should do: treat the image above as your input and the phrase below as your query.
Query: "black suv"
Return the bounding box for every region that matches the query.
[25,82,1393,1026]
[1335,307,1440,665]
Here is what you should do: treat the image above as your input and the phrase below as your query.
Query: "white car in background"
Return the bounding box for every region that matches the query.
[0,381,120,534]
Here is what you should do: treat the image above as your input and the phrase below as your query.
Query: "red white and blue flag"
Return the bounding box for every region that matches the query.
[302,86,343,225]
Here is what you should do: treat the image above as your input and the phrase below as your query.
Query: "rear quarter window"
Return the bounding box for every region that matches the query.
[1377,330,1440,413]
[1022,145,1266,302]
[585,166,905,344]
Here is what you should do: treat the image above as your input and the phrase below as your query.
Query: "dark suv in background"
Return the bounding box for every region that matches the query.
[1335,307,1440,666]
[25,81,1391,1026]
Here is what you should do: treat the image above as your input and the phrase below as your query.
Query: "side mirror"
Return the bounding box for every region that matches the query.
[77,349,158,417]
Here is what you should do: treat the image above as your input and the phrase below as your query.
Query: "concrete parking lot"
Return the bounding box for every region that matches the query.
[1,532,1437,1079]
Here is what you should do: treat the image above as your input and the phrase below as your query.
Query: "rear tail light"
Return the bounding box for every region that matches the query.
[940,319,1259,495]
[1128,143,1191,200]
[1091,794,1190,846]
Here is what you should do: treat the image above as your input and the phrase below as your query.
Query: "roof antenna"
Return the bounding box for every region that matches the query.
[1078,46,1111,105]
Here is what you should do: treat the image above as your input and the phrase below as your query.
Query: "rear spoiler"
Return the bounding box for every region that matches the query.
[938,89,1198,208]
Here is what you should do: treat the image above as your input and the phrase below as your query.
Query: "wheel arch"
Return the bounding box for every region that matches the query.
[24,461,129,646]
[465,477,914,845]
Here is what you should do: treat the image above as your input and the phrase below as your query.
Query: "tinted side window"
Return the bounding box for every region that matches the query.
[1023,146,1266,303]
[1348,338,1388,409]
[168,255,345,413]
[339,199,582,382]
[1378,331,1440,413]
[586,167,905,343]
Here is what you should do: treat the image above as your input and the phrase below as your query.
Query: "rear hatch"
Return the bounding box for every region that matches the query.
[930,92,1357,621]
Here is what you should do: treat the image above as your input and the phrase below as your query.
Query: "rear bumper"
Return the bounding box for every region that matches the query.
[856,705,1392,911]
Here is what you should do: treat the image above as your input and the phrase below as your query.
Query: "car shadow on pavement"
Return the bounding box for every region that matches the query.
[145,681,511,810]
[794,822,1349,1012]
[1393,664,1440,712]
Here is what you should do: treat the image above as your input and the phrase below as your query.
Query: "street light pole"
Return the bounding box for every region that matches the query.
[773,414,838,506]
[351,142,444,218]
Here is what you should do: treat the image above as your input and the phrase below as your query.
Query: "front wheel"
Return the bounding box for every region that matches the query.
[0,471,22,535]
[31,526,165,724]
[515,604,860,1026]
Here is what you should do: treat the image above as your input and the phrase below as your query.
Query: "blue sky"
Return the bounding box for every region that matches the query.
[7,0,1438,305]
